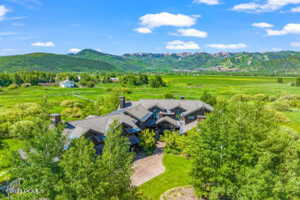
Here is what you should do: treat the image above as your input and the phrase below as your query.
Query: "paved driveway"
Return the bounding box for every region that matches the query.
[131,142,165,186]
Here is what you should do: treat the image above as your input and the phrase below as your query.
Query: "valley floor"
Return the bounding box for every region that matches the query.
[1,75,299,199]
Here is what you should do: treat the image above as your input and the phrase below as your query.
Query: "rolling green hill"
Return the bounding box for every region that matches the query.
[74,49,300,73]
[71,49,148,71]
[0,49,300,73]
[122,51,300,73]
[0,52,116,72]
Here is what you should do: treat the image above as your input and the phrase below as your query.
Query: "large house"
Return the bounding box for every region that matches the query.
[63,97,213,153]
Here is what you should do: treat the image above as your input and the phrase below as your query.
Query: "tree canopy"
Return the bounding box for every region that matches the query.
[190,101,300,200]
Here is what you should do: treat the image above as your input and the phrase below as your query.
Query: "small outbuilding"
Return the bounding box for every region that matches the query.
[59,80,76,88]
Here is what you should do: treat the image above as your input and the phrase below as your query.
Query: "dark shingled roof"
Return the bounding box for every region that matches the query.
[129,99,213,116]
[64,98,213,142]
[156,116,180,128]
[123,104,152,122]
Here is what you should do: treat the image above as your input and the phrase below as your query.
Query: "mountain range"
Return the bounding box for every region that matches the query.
[0,49,300,74]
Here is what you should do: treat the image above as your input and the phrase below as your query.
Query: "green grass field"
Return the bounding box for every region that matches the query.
[0,75,299,109]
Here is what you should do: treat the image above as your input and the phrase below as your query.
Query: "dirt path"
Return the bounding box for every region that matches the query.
[160,186,198,200]
[131,142,165,186]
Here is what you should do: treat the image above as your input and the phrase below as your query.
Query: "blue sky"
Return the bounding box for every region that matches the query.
[0,0,300,55]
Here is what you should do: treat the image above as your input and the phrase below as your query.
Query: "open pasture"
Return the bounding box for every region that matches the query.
[0,75,299,110]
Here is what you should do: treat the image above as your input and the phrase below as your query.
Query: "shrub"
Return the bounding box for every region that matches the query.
[273,111,290,123]
[112,87,132,94]
[139,129,156,155]
[60,100,83,108]
[79,80,95,88]
[164,93,175,99]
[231,94,253,102]
[277,77,284,83]
[7,83,19,89]
[9,120,36,138]
[279,94,300,101]
[200,90,217,105]
[62,107,84,119]
[161,131,185,154]
[149,75,166,88]
[253,94,269,102]
[296,77,300,87]
[268,96,278,102]
[271,100,291,112]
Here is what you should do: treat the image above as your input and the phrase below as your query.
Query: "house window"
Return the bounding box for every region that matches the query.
[187,115,196,120]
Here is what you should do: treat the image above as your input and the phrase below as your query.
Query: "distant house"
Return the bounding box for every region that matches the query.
[63,96,213,153]
[59,80,76,88]
[110,77,119,82]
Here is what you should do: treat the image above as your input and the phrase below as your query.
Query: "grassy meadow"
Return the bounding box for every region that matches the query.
[1,75,299,108]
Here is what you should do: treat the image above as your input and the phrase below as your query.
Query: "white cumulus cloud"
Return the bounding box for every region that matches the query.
[175,28,208,38]
[193,0,220,5]
[68,48,82,53]
[139,12,197,29]
[290,42,300,47]
[0,32,17,36]
[233,0,300,12]
[32,41,55,47]
[266,23,300,36]
[0,5,9,20]
[166,40,200,50]
[134,27,152,34]
[291,6,300,12]
[207,43,248,49]
[252,22,274,28]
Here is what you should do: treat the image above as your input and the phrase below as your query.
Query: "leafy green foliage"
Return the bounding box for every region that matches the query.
[161,131,186,154]
[11,128,65,200]
[200,90,217,106]
[10,122,140,200]
[120,74,149,86]
[164,93,175,99]
[0,103,49,139]
[7,83,19,89]
[296,77,300,86]
[149,75,166,88]
[139,129,156,155]
[99,121,140,200]
[277,77,284,83]
[57,138,106,200]
[190,101,300,199]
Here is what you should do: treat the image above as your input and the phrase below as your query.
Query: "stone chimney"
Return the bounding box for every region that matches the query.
[119,96,126,109]
[50,113,61,125]
[180,96,185,100]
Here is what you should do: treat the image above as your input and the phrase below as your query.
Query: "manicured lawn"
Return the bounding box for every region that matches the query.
[139,154,192,200]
